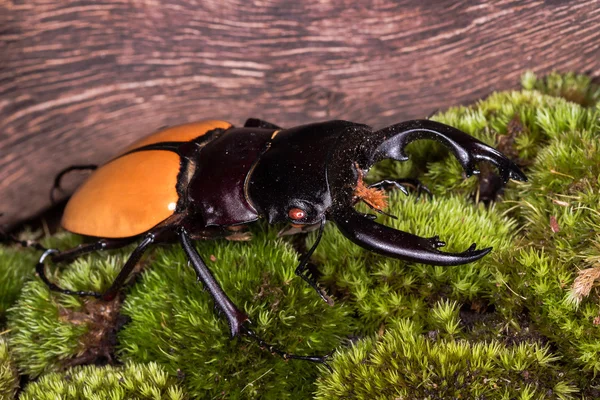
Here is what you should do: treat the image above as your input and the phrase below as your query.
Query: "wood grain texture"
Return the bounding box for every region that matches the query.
[1,0,599,229]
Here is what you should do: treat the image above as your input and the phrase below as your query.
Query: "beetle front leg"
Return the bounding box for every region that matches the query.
[368,178,432,198]
[293,218,334,306]
[179,229,248,337]
[295,263,333,306]
[179,229,330,364]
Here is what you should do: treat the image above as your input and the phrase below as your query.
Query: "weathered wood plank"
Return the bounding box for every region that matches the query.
[1,0,599,228]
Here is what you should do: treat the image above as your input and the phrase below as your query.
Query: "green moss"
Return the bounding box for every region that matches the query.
[492,249,600,374]
[0,337,18,400]
[521,70,600,107]
[504,128,600,263]
[19,362,187,400]
[315,319,579,399]
[314,193,517,334]
[0,245,38,321]
[4,72,600,398]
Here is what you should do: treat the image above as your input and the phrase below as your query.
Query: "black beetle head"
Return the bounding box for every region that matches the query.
[247,120,368,225]
[248,119,527,267]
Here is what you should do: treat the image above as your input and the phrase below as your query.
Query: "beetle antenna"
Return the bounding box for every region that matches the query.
[294,217,334,306]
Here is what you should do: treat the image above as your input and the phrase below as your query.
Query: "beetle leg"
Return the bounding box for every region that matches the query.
[179,228,330,365]
[50,164,98,203]
[98,234,155,301]
[243,118,282,130]
[368,178,432,198]
[241,326,331,367]
[294,218,334,306]
[0,230,47,252]
[179,228,249,337]
[36,236,140,299]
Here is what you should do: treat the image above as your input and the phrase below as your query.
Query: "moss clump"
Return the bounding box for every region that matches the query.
[0,337,18,400]
[500,250,600,374]
[503,128,600,263]
[315,319,578,400]
[0,231,88,322]
[314,193,517,334]
[521,70,600,108]
[7,233,133,377]
[118,225,353,399]
[19,362,187,400]
[0,245,38,321]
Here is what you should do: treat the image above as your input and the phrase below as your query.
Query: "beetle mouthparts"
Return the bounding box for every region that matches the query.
[330,208,492,266]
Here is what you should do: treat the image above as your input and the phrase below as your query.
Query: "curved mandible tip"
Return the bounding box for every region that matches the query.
[370,120,527,183]
[331,208,492,266]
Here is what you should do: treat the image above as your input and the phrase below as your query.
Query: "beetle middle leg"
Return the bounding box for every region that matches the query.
[179,228,329,364]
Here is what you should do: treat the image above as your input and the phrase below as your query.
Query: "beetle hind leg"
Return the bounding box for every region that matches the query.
[0,229,47,252]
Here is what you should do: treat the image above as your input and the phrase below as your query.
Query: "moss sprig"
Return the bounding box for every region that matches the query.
[521,70,600,108]
[315,319,578,400]
[0,246,37,322]
[0,337,18,400]
[19,362,187,400]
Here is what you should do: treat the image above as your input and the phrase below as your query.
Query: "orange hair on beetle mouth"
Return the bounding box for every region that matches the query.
[353,170,388,212]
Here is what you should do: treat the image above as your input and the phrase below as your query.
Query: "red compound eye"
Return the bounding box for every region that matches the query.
[288,208,306,220]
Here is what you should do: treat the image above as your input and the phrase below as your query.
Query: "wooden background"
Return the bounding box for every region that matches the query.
[1,0,599,229]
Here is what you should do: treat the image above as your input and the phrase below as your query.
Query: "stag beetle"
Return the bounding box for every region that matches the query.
[35,118,526,362]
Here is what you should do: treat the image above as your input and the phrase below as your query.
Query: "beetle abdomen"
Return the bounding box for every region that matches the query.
[121,120,232,153]
[62,120,232,238]
[62,151,181,238]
